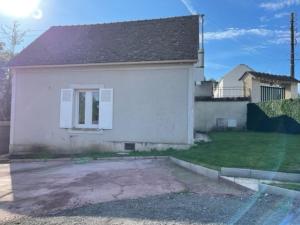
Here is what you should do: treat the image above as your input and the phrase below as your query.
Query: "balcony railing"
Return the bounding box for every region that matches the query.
[213,87,249,98]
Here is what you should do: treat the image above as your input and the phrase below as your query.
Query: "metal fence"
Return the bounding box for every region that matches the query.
[213,87,246,98]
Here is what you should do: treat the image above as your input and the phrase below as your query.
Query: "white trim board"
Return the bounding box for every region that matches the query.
[13,64,194,74]
[69,84,104,89]
[9,73,17,149]
[10,59,197,69]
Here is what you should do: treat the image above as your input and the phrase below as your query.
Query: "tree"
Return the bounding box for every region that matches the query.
[0,21,26,121]
[1,21,26,57]
[0,45,10,121]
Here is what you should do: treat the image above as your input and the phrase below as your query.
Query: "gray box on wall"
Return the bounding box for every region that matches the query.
[0,122,10,155]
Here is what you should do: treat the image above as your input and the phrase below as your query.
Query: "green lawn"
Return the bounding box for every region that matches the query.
[17,132,300,173]
[128,132,300,173]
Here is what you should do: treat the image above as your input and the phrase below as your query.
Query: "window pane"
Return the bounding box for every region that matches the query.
[78,92,85,124]
[92,91,99,125]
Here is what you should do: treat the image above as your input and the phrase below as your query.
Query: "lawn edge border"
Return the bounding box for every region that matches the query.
[221,167,300,182]
[168,157,252,191]
[169,157,219,180]
[259,183,300,199]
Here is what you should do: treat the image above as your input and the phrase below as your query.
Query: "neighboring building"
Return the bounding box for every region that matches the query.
[240,71,299,103]
[195,80,217,97]
[193,64,300,133]
[8,15,204,155]
[213,64,254,98]
[213,64,299,102]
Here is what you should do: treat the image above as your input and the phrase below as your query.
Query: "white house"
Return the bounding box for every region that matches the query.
[213,64,253,98]
[8,15,204,155]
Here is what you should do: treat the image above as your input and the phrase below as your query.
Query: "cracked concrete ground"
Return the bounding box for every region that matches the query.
[0,158,248,223]
[1,159,300,224]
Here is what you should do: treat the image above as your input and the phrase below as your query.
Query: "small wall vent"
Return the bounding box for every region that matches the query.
[216,118,228,130]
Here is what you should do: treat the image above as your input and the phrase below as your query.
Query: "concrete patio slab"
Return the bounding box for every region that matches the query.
[0,158,247,222]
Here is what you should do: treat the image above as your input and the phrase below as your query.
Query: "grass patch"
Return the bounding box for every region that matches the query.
[129,132,300,173]
[269,183,300,191]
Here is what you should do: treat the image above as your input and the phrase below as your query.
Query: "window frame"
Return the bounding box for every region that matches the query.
[260,85,285,102]
[74,89,100,129]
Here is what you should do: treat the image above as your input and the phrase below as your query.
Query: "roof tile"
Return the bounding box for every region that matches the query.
[240,71,299,83]
[9,15,199,67]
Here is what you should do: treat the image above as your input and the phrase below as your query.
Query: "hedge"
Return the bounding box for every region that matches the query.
[247,98,300,134]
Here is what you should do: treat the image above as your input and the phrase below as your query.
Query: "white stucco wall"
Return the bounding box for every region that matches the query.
[288,83,299,99]
[194,101,248,132]
[214,64,253,98]
[250,79,261,103]
[10,63,194,154]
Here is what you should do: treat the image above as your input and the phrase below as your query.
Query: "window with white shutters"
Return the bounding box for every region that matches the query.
[60,88,113,130]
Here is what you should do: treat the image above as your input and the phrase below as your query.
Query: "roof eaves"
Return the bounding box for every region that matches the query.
[9,59,197,69]
[239,71,300,83]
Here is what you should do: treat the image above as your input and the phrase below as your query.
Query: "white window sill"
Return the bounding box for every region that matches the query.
[67,128,104,134]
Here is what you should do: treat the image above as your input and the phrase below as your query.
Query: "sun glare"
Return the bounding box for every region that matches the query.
[0,0,42,18]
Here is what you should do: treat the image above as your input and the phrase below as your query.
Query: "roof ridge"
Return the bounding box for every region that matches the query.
[51,15,199,29]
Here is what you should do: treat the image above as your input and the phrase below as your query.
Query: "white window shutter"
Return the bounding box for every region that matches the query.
[99,89,113,129]
[60,89,74,128]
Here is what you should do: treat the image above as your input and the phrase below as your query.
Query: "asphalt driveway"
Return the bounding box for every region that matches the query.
[1,158,299,225]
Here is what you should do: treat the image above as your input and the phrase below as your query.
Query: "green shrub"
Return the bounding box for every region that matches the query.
[247,98,300,134]
[257,98,300,123]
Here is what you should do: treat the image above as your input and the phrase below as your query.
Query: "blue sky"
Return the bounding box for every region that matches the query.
[0,0,299,81]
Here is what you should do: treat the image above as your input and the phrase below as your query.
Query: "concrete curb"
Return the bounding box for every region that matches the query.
[218,176,255,191]
[169,157,219,180]
[221,167,300,183]
[168,157,261,191]
[9,156,169,163]
[259,183,300,199]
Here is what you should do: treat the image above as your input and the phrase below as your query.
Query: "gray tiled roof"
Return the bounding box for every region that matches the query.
[9,15,199,67]
[240,71,300,83]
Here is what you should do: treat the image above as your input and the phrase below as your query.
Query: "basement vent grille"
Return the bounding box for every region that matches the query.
[216,118,227,129]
